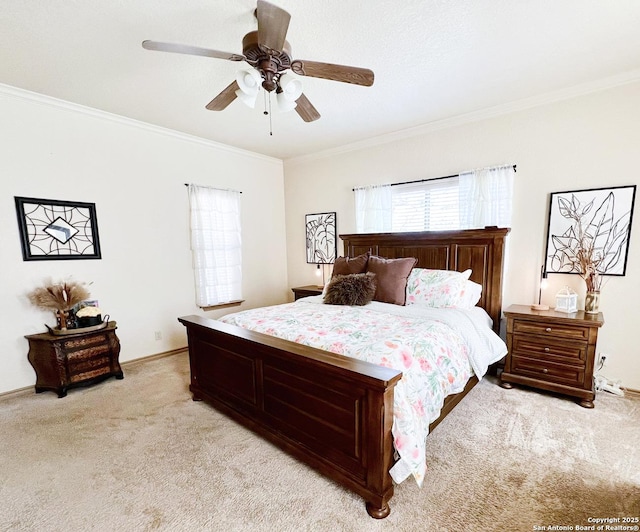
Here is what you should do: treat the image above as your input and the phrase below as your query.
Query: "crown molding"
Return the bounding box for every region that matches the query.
[285,68,640,167]
[0,83,282,166]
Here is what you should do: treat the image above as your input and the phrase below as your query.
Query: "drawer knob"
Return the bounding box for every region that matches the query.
[545,327,552,332]
[542,368,549,374]
[544,347,550,352]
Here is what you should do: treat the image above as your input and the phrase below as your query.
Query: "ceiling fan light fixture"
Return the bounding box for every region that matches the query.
[235,89,259,108]
[278,73,303,101]
[276,91,297,112]
[236,69,262,95]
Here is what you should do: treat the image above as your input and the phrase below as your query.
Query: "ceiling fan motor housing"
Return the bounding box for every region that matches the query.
[242,31,291,92]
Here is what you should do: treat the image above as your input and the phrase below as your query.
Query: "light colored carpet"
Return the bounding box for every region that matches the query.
[1,352,638,532]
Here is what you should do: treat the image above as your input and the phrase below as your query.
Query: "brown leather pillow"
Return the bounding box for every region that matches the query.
[323,273,377,306]
[332,251,370,277]
[366,255,418,305]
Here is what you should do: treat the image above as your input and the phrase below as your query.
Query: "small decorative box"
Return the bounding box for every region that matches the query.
[555,286,578,313]
[77,315,103,327]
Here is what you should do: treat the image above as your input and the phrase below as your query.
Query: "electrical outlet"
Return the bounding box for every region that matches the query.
[154,331,162,341]
[598,353,607,367]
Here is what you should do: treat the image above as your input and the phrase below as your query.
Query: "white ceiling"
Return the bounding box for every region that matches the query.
[2,1,640,160]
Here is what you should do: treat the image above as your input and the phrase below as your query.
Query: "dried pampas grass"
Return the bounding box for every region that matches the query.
[27,279,91,312]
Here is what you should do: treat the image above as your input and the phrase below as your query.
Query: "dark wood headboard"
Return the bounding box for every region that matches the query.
[340,227,510,333]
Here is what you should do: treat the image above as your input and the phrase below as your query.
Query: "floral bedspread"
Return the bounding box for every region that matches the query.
[218,297,506,486]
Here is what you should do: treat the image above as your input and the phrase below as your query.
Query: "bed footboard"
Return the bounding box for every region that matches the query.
[178,314,403,518]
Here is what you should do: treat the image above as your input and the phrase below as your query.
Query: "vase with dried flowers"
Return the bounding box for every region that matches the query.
[582,267,601,314]
[27,279,91,330]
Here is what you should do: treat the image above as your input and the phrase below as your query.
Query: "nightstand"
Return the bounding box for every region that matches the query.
[500,304,604,408]
[25,322,123,398]
[291,285,323,300]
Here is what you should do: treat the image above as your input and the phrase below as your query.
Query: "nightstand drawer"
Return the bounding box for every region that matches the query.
[511,355,585,386]
[512,319,590,341]
[512,334,586,364]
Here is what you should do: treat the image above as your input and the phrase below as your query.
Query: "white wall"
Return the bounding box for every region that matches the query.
[0,86,288,394]
[283,81,640,390]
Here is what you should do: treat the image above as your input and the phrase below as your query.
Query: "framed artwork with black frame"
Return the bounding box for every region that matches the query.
[543,185,636,277]
[305,212,337,264]
[14,196,102,261]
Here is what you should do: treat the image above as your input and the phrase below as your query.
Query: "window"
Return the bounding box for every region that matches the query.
[355,165,514,233]
[187,184,242,308]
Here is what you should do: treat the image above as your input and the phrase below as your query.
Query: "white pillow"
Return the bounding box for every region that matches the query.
[405,268,475,308]
[459,280,483,309]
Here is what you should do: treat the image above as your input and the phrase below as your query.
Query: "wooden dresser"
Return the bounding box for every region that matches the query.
[500,305,604,408]
[25,322,123,398]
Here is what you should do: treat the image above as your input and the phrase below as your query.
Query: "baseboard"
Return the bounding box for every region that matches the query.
[622,386,640,398]
[121,347,188,368]
[0,385,33,399]
[0,347,188,400]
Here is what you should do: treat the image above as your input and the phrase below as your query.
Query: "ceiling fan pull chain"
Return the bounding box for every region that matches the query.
[269,95,273,136]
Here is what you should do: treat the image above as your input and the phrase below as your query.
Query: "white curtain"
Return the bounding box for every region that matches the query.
[354,184,393,233]
[458,165,514,229]
[188,184,242,307]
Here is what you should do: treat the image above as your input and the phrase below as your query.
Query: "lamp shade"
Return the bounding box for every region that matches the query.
[279,73,303,100]
[236,69,262,95]
[235,89,258,108]
[276,91,297,112]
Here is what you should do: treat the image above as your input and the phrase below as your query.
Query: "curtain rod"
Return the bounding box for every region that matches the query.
[184,183,242,194]
[352,164,516,191]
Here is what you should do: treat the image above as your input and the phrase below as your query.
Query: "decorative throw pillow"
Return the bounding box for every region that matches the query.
[332,251,370,277]
[405,268,475,308]
[323,272,377,306]
[366,255,418,305]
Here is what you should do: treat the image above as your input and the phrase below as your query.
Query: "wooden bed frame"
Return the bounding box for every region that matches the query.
[178,227,509,518]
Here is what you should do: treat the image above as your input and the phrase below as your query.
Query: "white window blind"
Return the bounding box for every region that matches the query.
[187,184,242,307]
[392,178,460,231]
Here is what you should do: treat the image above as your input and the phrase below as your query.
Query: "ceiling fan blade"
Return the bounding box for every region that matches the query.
[205,81,240,111]
[295,93,321,122]
[256,0,291,53]
[291,60,374,87]
[142,40,245,62]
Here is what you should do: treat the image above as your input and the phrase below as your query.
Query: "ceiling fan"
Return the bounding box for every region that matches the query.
[142,0,374,122]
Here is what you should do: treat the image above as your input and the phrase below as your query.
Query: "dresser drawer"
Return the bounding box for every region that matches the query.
[512,334,586,365]
[512,319,590,341]
[66,344,111,362]
[63,333,109,350]
[69,361,112,383]
[511,355,585,386]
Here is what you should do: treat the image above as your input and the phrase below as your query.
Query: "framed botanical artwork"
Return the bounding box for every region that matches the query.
[305,212,337,264]
[544,185,636,277]
[14,196,102,261]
